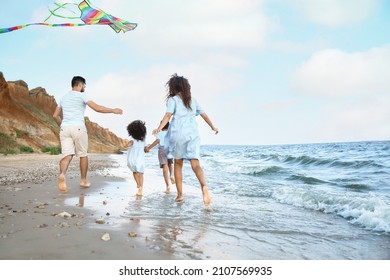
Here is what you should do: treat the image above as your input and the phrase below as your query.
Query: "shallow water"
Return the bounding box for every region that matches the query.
[67,141,390,259]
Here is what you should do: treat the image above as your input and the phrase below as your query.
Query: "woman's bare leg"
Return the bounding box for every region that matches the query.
[190,159,211,206]
[174,159,184,201]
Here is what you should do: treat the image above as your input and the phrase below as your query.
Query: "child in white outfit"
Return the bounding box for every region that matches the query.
[126,120,147,196]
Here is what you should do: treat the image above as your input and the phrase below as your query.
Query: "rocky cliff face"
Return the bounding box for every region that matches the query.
[0,72,128,154]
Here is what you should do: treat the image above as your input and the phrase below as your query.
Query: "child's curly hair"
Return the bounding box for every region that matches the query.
[127,120,147,141]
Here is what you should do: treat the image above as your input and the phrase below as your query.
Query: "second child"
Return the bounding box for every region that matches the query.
[145,121,175,193]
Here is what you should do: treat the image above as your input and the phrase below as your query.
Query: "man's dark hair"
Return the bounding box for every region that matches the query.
[71,76,86,88]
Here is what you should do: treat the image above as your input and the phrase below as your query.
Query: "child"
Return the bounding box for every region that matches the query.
[145,121,174,193]
[152,73,219,207]
[126,120,147,196]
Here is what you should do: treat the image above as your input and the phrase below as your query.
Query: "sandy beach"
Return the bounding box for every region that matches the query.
[2,145,390,262]
[0,153,176,260]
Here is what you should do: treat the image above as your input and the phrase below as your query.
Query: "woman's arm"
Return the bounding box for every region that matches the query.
[153,112,173,135]
[200,113,219,134]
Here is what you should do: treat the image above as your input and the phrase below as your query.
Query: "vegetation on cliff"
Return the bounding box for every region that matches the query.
[0,72,128,155]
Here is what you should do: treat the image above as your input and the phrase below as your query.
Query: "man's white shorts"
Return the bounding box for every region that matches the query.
[60,126,88,158]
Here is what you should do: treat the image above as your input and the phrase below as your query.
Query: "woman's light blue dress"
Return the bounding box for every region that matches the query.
[127,138,146,173]
[164,95,204,160]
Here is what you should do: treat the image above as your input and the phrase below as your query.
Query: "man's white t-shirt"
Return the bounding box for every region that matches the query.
[59,90,91,127]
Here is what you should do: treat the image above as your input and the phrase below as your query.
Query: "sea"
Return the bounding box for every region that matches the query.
[91,140,390,260]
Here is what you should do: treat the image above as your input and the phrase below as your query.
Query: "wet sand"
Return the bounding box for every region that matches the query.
[0,153,176,260]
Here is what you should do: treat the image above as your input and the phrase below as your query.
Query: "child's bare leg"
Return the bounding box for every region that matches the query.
[162,164,170,193]
[190,159,211,206]
[132,172,141,195]
[132,172,138,187]
[174,159,184,201]
[136,173,143,196]
[168,160,175,184]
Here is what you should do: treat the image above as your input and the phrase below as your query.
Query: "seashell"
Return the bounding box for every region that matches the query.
[101,233,110,241]
[95,218,105,224]
[37,224,48,228]
[59,222,69,228]
[103,200,108,205]
[57,211,71,218]
[128,231,137,238]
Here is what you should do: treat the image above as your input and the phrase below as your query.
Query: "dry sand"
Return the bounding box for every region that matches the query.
[0,153,175,260]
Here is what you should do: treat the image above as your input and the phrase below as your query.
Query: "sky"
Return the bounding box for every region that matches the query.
[1,0,389,146]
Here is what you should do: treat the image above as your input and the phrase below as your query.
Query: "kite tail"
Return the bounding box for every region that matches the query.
[44,2,80,22]
[0,23,87,34]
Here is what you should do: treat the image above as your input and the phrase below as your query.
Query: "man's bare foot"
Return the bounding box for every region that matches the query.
[170,176,175,184]
[165,186,171,194]
[202,186,211,207]
[175,195,184,202]
[58,174,67,193]
[80,181,91,188]
[137,187,143,196]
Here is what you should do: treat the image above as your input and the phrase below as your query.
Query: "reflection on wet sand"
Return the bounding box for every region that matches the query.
[154,212,210,259]
[125,194,212,259]
[78,193,85,207]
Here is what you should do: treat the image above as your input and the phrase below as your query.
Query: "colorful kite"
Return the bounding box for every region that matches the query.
[0,0,137,34]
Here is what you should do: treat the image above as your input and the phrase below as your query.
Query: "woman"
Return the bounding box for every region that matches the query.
[152,74,218,206]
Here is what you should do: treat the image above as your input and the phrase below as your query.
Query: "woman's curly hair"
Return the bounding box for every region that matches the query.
[127,120,146,141]
[166,73,192,110]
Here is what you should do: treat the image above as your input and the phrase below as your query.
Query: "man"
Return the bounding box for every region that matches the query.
[53,76,123,193]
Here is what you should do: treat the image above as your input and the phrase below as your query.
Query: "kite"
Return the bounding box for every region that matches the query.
[0,0,137,34]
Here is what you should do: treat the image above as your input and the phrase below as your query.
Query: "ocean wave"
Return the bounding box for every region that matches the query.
[288,174,329,185]
[247,166,284,177]
[206,160,287,177]
[216,152,386,172]
[271,188,390,234]
[282,155,332,166]
[280,155,384,169]
[340,183,372,191]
